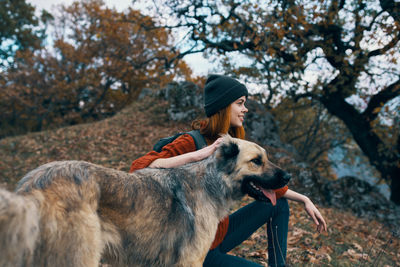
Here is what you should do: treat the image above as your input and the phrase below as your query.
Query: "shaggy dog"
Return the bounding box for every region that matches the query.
[0,135,291,267]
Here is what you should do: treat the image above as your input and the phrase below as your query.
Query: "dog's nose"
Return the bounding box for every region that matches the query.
[275,169,291,184]
[282,172,291,183]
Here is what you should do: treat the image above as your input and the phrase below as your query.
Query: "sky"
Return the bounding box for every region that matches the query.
[27,0,213,76]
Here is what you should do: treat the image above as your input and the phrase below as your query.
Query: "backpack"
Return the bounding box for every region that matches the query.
[153,130,207,152]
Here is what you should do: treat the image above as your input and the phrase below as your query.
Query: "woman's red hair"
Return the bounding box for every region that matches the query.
[192,104,245,144]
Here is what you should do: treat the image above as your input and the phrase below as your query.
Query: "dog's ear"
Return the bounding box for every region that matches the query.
[220,141,239,159]
[216,140,239,174]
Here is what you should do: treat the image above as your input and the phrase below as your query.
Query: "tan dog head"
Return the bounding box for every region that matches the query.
[215,135,291,204]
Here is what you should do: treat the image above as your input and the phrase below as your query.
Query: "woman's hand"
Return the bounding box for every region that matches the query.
[195,137,224,161]
[304,198,327,233]
[283,189,327,233]
[149,137,224,168]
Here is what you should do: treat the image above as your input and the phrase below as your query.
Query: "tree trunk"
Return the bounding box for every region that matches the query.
[320,91,400,205]
[390,168,400,205]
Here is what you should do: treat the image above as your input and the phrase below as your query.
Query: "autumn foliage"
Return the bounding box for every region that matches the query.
[0,0,52,67]
[0,0,192,137]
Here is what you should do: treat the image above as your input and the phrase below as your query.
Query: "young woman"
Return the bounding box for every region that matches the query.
[130,75,327,267]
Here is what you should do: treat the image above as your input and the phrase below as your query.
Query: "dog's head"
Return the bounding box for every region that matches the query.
[215,135,291,205]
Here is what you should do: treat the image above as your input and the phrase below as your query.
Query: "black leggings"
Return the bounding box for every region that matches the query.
[203,198,289,267]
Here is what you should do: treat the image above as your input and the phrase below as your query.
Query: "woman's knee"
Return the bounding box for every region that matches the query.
[253,198,289,216]
[277,198,289,216]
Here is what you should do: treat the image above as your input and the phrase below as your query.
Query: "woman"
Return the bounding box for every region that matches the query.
[130,74,327,266]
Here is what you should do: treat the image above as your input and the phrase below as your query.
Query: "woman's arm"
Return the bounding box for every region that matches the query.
[149,137,223,168]
[284,189,327,233]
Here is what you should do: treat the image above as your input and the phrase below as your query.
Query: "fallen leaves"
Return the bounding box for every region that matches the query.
[229,201,399,266]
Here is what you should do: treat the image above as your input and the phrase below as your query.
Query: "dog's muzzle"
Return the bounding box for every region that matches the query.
[241,170,291,205]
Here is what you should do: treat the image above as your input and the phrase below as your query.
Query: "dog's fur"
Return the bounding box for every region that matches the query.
[0,136,290,267]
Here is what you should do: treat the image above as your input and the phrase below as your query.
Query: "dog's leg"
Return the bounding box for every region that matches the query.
[30,178,104,267]
[176,247,209,267]
[38,204,103,267]
[177,259,204,267]
[0,189,39,267]
[70,210,103,267]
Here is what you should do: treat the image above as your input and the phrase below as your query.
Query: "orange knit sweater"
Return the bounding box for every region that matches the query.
[129,134,288,250]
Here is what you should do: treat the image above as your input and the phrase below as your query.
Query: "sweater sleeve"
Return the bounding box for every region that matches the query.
[274,185,289,199]
[129,134,197,172]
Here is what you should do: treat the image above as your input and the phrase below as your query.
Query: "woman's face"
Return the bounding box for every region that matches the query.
[230,96,248,127]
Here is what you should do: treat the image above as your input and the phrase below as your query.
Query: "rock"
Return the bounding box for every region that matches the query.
[138,88,153,100]
[322,176,400,228]
[159,81,203,122]
[243,99,285,148]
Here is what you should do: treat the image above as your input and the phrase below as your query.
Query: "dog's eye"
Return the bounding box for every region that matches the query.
[250,157,262,166]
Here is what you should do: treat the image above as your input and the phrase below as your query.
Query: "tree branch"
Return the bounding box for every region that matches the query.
[380,0,400,23]
[368,33,400,58]
[363,79,400,121]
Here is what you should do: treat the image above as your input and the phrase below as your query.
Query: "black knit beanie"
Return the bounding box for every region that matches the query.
[203,75,248,117]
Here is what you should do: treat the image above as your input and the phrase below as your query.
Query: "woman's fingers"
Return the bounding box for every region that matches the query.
[314,210,327,233]
[305,202,327,233]
[214,137,224,146]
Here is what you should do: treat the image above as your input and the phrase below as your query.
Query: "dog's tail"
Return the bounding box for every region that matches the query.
[0,188,39,267]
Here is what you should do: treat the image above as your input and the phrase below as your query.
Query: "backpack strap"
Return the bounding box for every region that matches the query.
[152,132,184,152]
[152,130,207,153]
[186,130,207,151]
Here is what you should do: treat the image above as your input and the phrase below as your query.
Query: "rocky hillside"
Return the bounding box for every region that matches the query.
[0,82,399,266]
